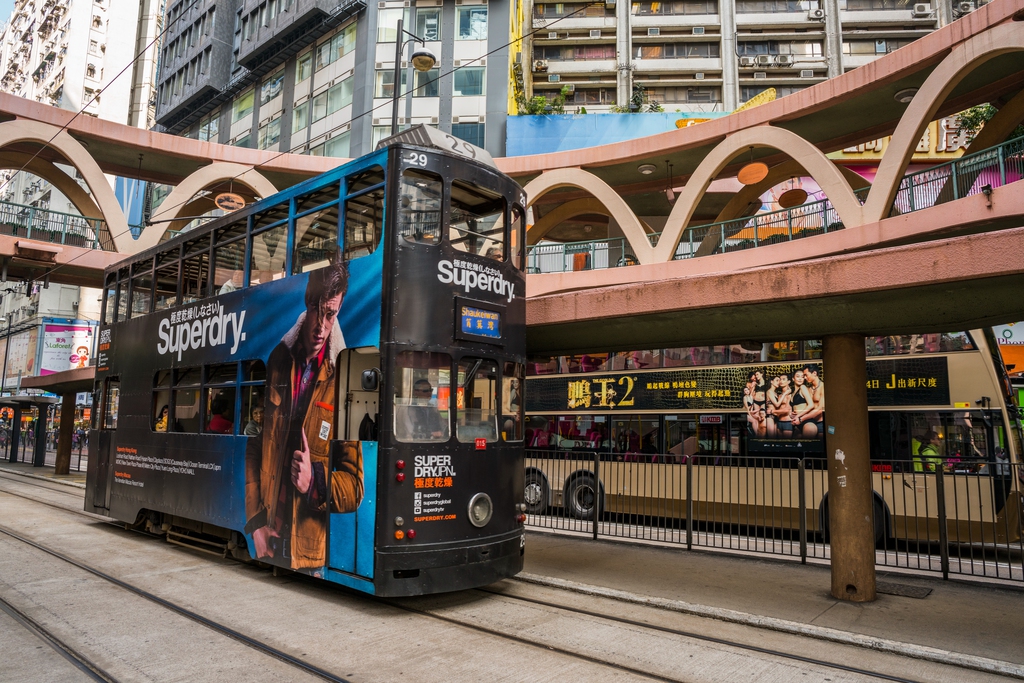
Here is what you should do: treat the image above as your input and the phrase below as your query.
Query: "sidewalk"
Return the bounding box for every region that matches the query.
[0,460,87,487]
[522,529,1024,670]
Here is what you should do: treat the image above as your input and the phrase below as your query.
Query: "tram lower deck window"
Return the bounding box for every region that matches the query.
[394,351,451,443]
[457,358,498,443]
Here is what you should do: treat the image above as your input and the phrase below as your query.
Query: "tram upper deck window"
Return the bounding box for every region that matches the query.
[181,236,211,304]
[394,350,451,443]
[450,180,505,262]
[344,167,384,260]
[294,206,339,273]
[154,248,180,312]
[103,273,116,325]
[510,206,524,269]
[398,169,442,244]
[213,221,247,294]
[457,357,498,443]
[116,269,129,322]
[130,259,153,317]
[250,206,289,285]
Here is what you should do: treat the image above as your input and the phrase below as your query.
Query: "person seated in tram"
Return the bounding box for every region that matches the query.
[396,379,448,441]
[914,430,943,472]
[207,396,233,434]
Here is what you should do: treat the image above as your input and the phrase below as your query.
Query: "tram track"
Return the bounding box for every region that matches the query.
[0,473,1013,683]
[0,592,116,683]
[0,523,354,683]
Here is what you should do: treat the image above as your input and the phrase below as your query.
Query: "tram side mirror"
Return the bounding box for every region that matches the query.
[361,368,381,392]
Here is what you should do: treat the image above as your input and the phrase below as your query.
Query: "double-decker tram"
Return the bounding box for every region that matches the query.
[86,127,528,596]
[523,331,1024,547]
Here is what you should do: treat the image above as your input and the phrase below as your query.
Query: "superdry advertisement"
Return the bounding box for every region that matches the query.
[103,249,383,580]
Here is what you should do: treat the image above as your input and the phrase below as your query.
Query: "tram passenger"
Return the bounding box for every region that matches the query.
[244,406,264,437]
[396,379,447,440]
[245,259,364,573]
[914,430,943,472]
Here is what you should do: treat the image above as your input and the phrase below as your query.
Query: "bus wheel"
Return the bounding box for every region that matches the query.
[524,470,549,515]
[566,473,600,521]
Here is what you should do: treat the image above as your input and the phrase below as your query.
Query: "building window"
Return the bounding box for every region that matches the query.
[233,132,252,147]
[232,88,254,122]
[636,43,720,59]
[457,6,487,40]
[292,101,309,133]
[414,69,439,97]
[629,0,717,14]
[735,0,818,11]
[311,77,353,123]
[317,22,356,70]
[452,122,484,147]
[377,8,403,43]
[260,69,284,105]
[374,69,404,99]
[258,118,281,149]
[199,111,220,141]
[416,7,440,41]
[296,51,312,83]
[453,67,485,96]
[310,131,351,157]
[86,64,96,78]
[737,41,823,57]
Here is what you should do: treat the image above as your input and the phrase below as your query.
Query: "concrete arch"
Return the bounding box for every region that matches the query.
[0,120,131,252]
[528,198,656,244]
[653,126,864,263]
[694,161,872,256]
[139,162,279,251]
[522,168,654,262]
[0,152,104,219]
[864,20,1024,223]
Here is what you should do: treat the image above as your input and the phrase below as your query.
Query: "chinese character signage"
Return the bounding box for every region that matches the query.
[459,305,501,339]
[865,357,949,406]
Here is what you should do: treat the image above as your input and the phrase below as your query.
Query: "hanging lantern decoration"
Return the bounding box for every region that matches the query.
[778,188,808,209]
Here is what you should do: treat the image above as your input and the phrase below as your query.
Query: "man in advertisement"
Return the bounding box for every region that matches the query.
[244,259,364,573]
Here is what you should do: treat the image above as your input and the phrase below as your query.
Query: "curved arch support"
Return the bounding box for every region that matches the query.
[528,198,613,244]
[654,126,865,262]
[864,20,1024,223]
[522,168,655,263]
[0,120,131,252]
[0,152,105,219]
[139,162,279,251]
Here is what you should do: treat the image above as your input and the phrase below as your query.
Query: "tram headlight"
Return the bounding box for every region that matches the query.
[467,493,494,528]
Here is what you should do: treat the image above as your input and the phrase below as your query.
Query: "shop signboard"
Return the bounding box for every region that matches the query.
[40,323,94,374]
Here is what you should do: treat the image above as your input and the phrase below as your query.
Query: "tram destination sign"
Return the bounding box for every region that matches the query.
[865,357,949,406]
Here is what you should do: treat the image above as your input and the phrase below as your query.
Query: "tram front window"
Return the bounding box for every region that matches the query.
[458,358,498,442]
[394,351,451,442]
[399,169,443,244]
[450,180,505,261]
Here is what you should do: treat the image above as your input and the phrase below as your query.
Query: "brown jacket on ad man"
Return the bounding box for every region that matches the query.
[244,311,363,570]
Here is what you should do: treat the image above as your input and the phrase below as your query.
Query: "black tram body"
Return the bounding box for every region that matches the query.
[86,128,527,596]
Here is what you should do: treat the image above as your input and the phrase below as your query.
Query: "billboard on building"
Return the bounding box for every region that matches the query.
[2,328,38,381]
[41,323,94,374]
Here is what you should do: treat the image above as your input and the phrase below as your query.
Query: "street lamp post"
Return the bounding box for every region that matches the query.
[390,17,437,136]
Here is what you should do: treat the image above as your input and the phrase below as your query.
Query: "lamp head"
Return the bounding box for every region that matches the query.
[410,46,437,72]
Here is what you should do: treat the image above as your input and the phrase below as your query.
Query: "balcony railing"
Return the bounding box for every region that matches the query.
[527,134,1024,273]
[0,200,121,250]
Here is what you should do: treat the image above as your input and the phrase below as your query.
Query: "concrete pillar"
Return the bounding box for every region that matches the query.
[32,406,47,467]
[54,393,75,475]
[822,334,876,602]
[8,404,20,463]
[615,0,632,108]
[720,0,738,111]
[823,0,843,79]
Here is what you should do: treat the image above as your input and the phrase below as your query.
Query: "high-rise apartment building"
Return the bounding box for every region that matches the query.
[526,0,964,113]
[154,0,515,157]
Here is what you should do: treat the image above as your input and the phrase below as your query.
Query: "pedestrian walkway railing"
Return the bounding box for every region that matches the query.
[525,134,1024,273]
[0,199,145,251]
[525,450,1024,583]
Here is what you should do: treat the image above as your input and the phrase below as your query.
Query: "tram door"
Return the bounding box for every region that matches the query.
[328,349,379,578]
[89,378,119,510]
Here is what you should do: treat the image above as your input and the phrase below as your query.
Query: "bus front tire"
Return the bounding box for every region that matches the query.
[566,473,601,521]
[524,470,549,515]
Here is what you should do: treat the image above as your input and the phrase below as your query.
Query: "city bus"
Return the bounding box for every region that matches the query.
[523,331,1024,546]
[86,126,528,596]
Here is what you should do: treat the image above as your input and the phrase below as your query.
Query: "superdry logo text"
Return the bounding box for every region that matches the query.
[156,303,247,360]
[437,259,516,302]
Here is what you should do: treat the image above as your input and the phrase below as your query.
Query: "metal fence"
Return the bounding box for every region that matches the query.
[0,200,116,250]
[526,237,637,273]
[525,450,1024,582]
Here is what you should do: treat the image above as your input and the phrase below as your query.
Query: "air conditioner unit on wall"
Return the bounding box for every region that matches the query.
[739,56,755,67]
[808,8,824,20]
[647,27,660,36]
[800,69,814,78]
[756,54,772,66]
[694,72,705,80]
[753,71,767,79]
[958,1,974,11]
[776,54,793,65]
[548,31,557,39]
[590,29,601,38]
[548,74,560,82]
[912,3,932,16]
[564,83,575,92]
[534,60,548,71]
